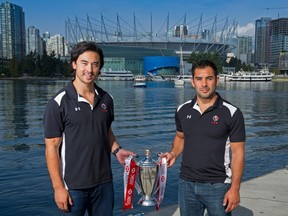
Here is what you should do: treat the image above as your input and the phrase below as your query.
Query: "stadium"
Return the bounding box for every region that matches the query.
[65,13,237,76]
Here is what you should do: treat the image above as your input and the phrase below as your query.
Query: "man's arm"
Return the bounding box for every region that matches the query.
[45,137,72,212]
[223,141,245,212]
[108,127,135,165]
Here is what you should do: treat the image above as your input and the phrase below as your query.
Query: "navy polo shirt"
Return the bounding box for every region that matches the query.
[44,82,114,189]
[175,93,245,183]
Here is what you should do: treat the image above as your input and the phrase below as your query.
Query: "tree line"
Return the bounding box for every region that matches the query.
[188,52,253,73]
[0,51,71,78]
[1,51,251,78]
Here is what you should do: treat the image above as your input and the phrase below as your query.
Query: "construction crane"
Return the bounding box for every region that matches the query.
[263,7,288,10]
[262,7,288,18]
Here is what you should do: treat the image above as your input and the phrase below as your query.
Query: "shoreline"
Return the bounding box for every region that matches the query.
[145,167,288,216]
[272,75,288,82]
[1,75,288,82]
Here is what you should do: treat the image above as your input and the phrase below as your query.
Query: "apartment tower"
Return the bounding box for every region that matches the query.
[269,18,288,68]
[0,2,26,59]
[254,17,271,67]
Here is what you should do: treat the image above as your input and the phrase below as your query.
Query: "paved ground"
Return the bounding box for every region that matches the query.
[145,168,288,216]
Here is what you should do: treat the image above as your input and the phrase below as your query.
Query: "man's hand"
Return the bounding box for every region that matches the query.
[54,186,73,212]
[160,151,177,168]
[223,187,240,212]
[116,149,136,166]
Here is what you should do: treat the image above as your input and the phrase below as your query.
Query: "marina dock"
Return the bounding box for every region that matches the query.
[145,168,288,216]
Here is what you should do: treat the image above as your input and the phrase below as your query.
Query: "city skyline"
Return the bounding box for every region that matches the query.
[7,0,288,37]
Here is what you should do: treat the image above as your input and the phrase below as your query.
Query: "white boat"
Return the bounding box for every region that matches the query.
[174,46,190,86]
[98,68,134,81]
[174,78,185,86]
[224,68,274,82]
[133,75,146,87]
[147,72,166,81]
[175,74,192,82]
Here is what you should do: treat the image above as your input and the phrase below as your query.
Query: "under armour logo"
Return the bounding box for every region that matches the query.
[75,107,81,111]
[186,115,192,119]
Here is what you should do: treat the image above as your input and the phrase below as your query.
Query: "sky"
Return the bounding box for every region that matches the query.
[7,0,288,38]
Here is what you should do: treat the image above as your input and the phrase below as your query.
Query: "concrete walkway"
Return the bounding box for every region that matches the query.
[145,168,288,216]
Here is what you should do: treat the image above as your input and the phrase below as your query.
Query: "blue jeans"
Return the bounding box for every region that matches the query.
[178,179,231,216]
[59,182,114,216]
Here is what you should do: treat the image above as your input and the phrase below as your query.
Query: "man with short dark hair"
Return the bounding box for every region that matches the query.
[161,60,245,216]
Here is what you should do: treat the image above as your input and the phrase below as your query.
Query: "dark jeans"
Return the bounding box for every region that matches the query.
[59,181,114,216]
[178,179,231,216]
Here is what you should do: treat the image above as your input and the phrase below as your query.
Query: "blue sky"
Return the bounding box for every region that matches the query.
[8,0,288,37]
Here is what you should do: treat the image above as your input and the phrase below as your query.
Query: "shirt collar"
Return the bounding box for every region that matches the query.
[191,92,222,110]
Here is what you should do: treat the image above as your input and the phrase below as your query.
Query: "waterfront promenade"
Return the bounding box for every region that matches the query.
[145,168,288,216]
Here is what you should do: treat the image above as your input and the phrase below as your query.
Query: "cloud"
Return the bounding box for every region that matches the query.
[237,23,255,37]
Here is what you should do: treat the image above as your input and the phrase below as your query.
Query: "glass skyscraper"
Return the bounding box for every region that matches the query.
[0,2,26,59]
[27,26,43,55]
[254,17,271,67]
[269,18,288,68]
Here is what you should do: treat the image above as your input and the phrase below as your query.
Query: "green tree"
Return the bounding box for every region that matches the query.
[22,51,37,76]
[223,57,254,72]
[188,52,223,73]
[9,58,20,77]
[40,51,57,77]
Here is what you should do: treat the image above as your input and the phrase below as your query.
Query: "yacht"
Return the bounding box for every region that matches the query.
[147,72,166,81]
[98,68,134,81]
[174,46,191,86]
[175,75,192,82]
[174,78,185,87]
[224,68,274,82]
[133,75,146,87]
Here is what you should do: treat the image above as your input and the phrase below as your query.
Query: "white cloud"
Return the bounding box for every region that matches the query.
[237,23,255,37]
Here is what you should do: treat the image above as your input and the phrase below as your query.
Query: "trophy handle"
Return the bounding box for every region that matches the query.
[156,152,163,163]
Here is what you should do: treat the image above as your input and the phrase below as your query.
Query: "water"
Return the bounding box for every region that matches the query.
[0,79,287,216]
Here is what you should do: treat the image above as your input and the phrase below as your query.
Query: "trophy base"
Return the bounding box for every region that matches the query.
[139,196,157,207]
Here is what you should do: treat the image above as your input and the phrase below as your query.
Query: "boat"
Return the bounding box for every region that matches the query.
[98,68,134,81]
[224,68,274,82]
[174,46,190,86]
[175,74,192,82]
[174,78,185,86]
[133,75,146,87]
[147,72,166,81]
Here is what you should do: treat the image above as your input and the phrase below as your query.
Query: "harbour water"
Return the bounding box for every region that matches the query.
[0,79,287,216]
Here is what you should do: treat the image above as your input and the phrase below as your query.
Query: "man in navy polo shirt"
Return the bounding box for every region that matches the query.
[43,41,135,215]
[161,60,245,216]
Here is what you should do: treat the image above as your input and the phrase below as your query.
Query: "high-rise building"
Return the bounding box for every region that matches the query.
[46,34,65,57]
[27,26,43,55]
[236,36,253,64]
[174,25,188,38]
[279,52,288,73]
[254,17,271,67]
[43,31,50,41]
[269,18,288,68]
[201,29,210,41]
[0,2,26,59]
[42,31,50,54]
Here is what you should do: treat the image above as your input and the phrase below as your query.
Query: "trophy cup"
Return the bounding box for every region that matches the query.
[123,149,167,211]
[137,149,159,206]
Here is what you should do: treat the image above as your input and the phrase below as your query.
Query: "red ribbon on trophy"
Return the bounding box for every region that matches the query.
[123,151,167,212]
[156,157,167,210]
[123,156,139,211]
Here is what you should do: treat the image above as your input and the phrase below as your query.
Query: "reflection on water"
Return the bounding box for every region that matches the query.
[0,79,287,215]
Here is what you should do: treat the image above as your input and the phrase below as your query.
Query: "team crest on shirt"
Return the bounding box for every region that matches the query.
[101,103,107,112]
[211,115,219,124]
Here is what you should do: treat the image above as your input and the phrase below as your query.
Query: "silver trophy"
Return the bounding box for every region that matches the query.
[137,149,160,206]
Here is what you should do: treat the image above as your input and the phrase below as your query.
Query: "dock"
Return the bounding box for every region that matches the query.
[145,168,288,216]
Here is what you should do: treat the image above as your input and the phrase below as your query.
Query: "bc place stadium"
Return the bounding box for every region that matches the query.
[65,13,237,77]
